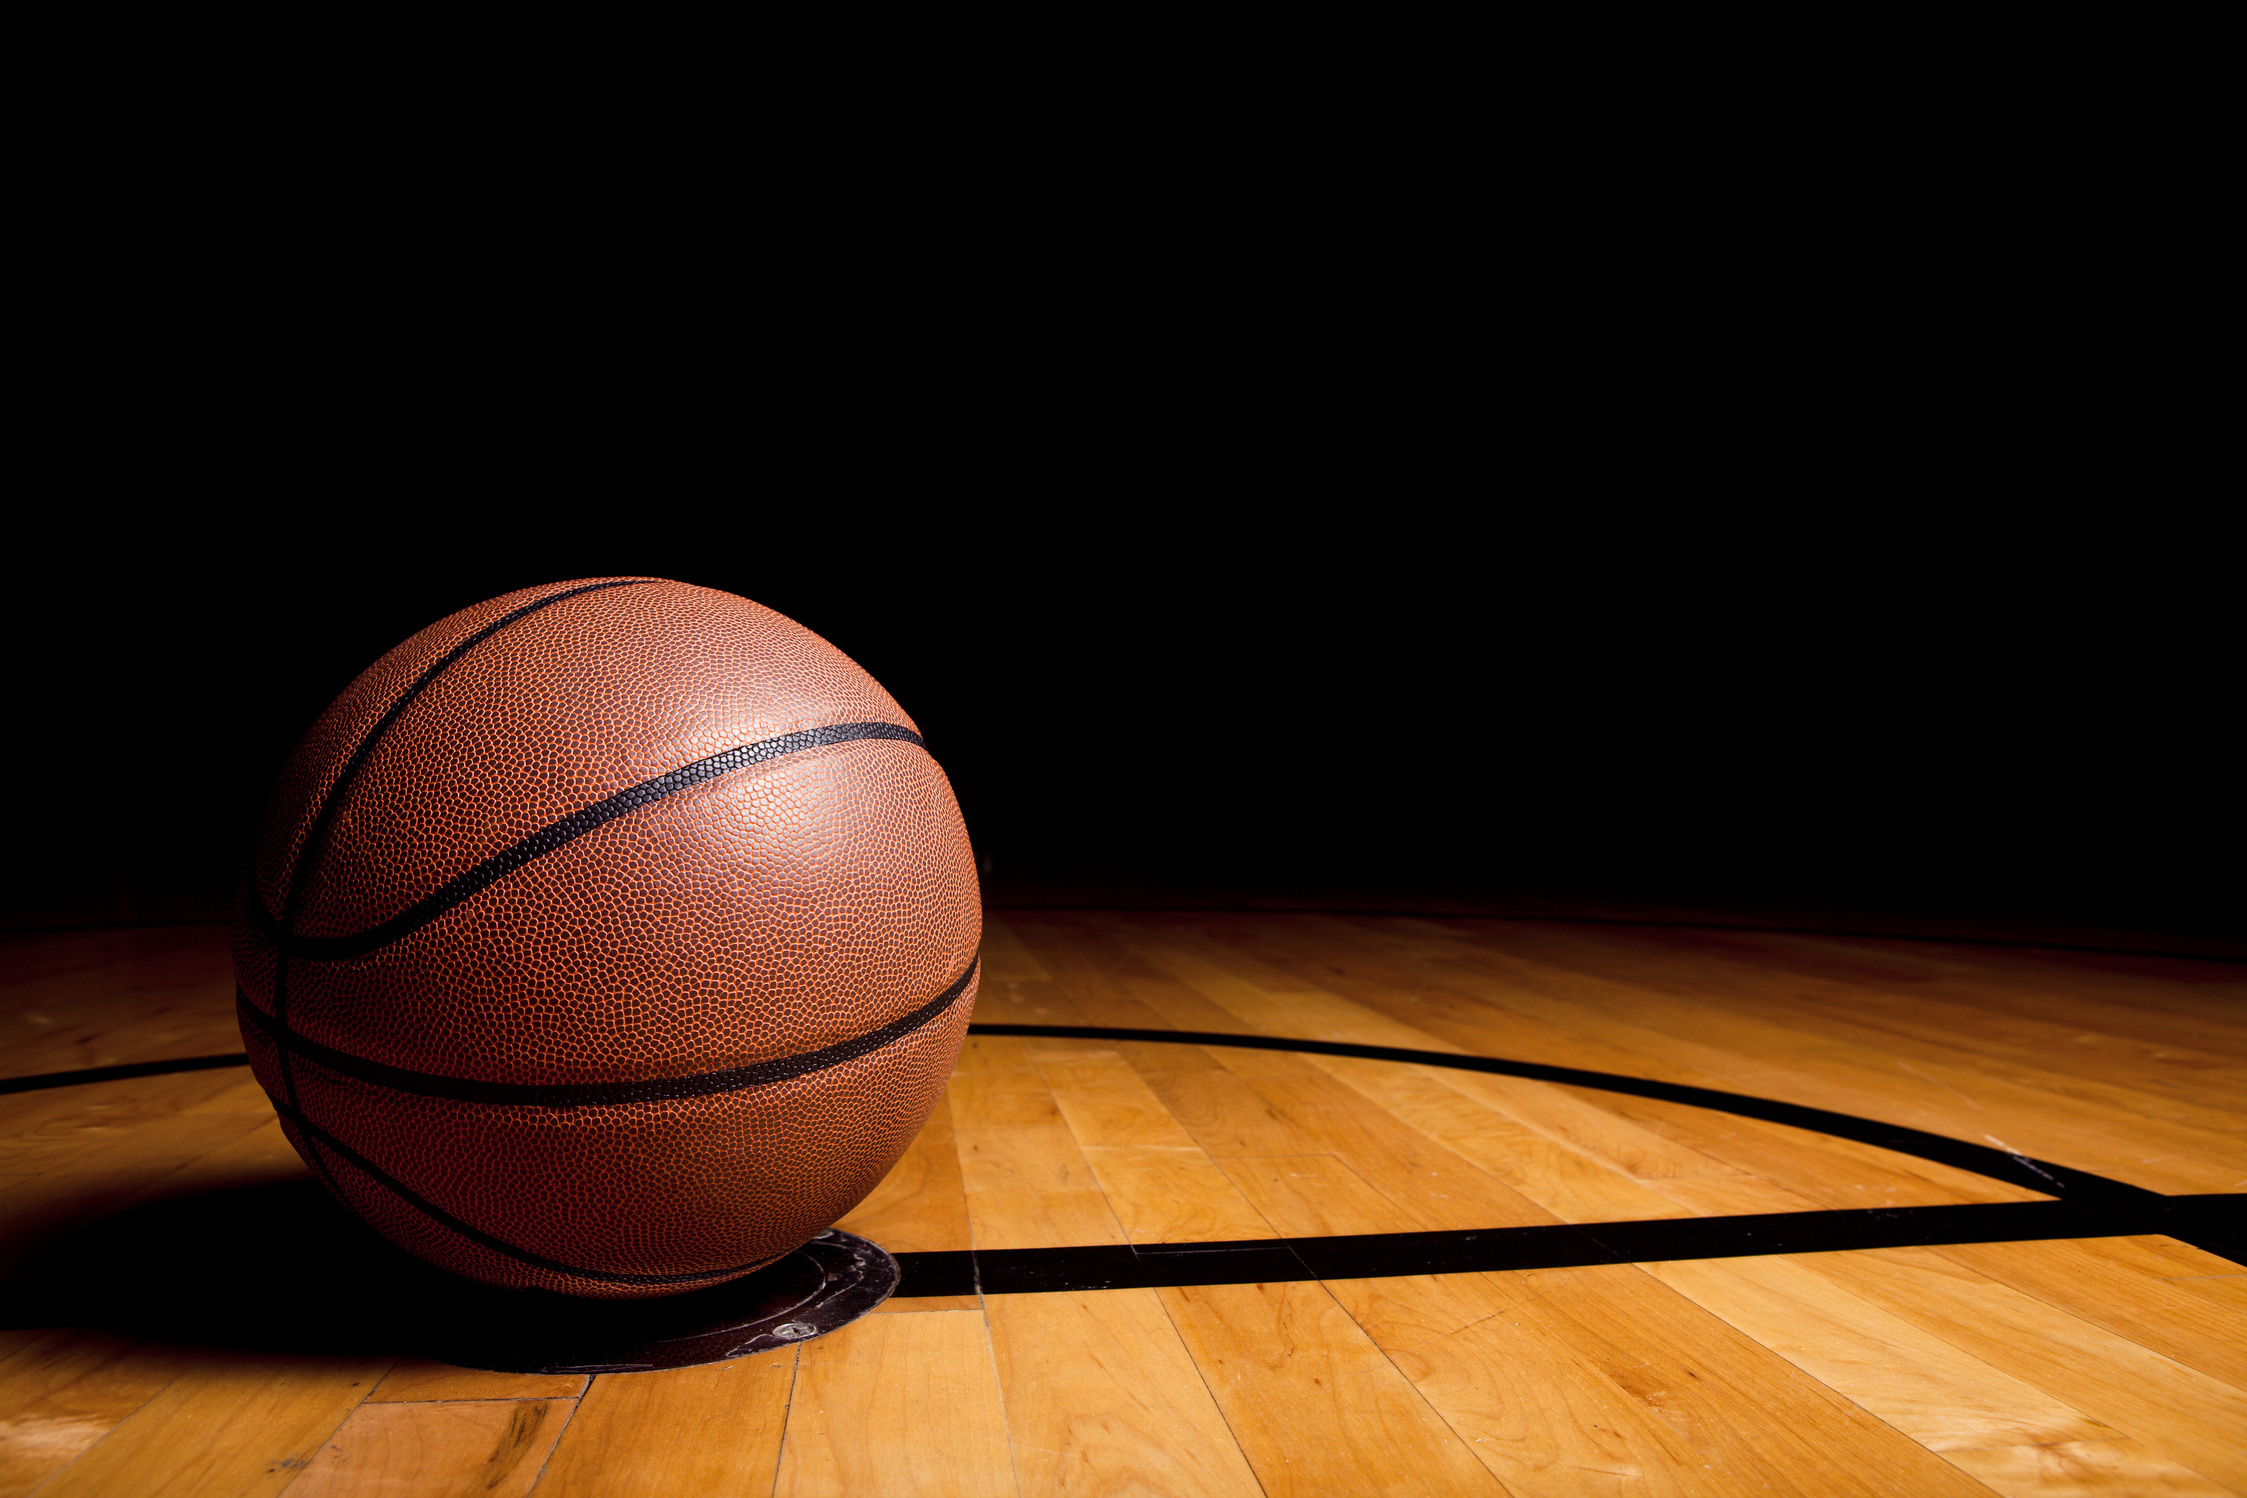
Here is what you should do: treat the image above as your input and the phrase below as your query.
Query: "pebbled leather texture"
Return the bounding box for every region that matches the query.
[233,578,980,1297]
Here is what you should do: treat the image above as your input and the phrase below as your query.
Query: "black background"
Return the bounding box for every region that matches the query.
[8,491,2235,943]
[10,0,2231,945]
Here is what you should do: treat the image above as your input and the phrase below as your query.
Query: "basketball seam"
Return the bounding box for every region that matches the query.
[268,1099,781,1286]
[253,722,927,962]
[237,578,958,1290]
[236,956,978,1107]
[258,579,656,1218]
[259,577,660,931]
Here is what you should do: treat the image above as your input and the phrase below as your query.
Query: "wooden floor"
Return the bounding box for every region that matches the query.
[2,910,2243,1496]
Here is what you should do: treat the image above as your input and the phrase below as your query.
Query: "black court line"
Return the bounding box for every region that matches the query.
[968,1025,2144,1205]
[0,1054,251,1096]
[890,1196,2247,1296]
[13,1029,2240,1290]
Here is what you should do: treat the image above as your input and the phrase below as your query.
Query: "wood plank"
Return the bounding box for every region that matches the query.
[532,1350,795,1498]
[977,920,1053,981]
[1113,1044,1330,1158]
[1645,1252,2120,1453]
[1328,1265,1989,1496]
[1932,1238,2247,1390]
[125,1117,308,1202]
[984,1288,1262,1497]
[872,1294,983,1313]
[367,1359,587,1404]
[1004,916,1206,1031]
[1641,1173,1826,1216]
[0,1330,189,1497]
[1156,1278,1506,1496]
[1201,1051,1565,1230]
[1795,1245,2247,1490]
[1215,1154,1418,1237]
[970,977,1114,1051]
[1427,1067,1745,1180]
[0,1070,258,1175]
[1432,926,2247,1194]
[181,1075,276,1115]
[32,1349,391,1498]
[953,1125,1125,1250]
[1321,1270,1689,1497]
[2073,1235,2245,1279]
[1586,1090,2050,1208]
[1035,1053,1200,1150]
[945,1037,1062,1128]
[1326,913,2247,1174]
[1301,1055,1687,1223]
[2173,1274,2247,1314]
[1075,1146,1274,1242]
[1942,1440,2230,1497]
[774,1310,1014,1497]
[286,1397,572,1498]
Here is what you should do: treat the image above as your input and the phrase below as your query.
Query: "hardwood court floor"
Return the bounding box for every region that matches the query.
[1,911,2243,1496]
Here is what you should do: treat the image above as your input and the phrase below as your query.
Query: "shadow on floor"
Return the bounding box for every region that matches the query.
[0,1180,847,1373]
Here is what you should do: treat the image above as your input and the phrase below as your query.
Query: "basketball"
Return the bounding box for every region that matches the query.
[231,577,980,1298]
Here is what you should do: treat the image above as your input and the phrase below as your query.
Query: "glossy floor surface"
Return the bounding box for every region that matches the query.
[1,912,2242,1496]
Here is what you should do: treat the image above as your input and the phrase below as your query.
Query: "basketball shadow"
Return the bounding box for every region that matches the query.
[0,1178,436,1355]
[0,1179,880,1373]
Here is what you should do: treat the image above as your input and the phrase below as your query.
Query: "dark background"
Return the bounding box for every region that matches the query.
[9,0,2229,948]
[9,65,2230,946]
[7,495,2235,947]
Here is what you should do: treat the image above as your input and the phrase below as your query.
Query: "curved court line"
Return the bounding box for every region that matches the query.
[968,1024,2141,1203]
[11,1028,2240,1291]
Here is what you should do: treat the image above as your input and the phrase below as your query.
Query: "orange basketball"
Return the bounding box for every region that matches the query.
[233,578,980,1298]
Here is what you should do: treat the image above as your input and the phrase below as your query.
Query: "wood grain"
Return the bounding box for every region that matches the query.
[287,1397,571,1498]
[30,1350,390,1498]
[367,1359,587,1405]
[5,912,2244,1496]
[1331,1262,1994,1497]
[1795,1245,2247,1490]
[0,1330,189,1497]
[985,1288,1262,1497]
[1157,1278,1507,1496]
[773,1311,1014,1497]
[532,1351,796,1497]
[955,1124,1125,1250]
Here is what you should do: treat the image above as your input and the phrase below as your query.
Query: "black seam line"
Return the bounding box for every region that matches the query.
[891,1195,2247,1297]
[966,1024,2154,1204]
[262,578,658,936]
[261,579,655,1139]
[265,1097,771,1286]
[235,957,977,1107]
[255,722,926,962]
